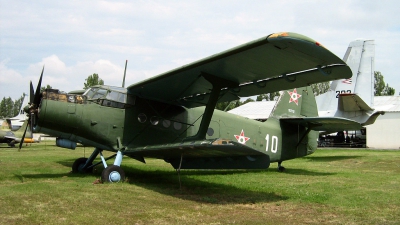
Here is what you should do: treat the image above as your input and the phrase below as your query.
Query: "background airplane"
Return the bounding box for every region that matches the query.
[21,32,356,182]
[7,94,29,131]
[0,119,37,147]
[315,39,384,130]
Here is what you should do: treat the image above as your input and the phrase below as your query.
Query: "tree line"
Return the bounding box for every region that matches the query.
[0,95,25,118]
[0,71,395,118]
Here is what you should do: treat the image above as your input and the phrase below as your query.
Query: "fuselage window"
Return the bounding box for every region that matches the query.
[207,128,214,136]
[163,120,171,128]
[138,113,147,123]
[150,116,159,125]
[173,122,182,130]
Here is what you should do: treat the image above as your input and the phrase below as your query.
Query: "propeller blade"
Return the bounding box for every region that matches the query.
[18,119,29,150]
[33,66,44,105]
[29,115,34,138]
[30,81,34,104]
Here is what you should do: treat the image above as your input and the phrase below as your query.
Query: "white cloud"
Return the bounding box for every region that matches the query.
[1,0,400,99]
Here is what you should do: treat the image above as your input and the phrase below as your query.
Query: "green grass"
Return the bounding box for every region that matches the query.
[0,142,399,224]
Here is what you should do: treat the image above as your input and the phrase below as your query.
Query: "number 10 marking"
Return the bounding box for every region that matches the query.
[265,134,278,153]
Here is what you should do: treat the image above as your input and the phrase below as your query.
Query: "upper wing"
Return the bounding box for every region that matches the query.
[128,32,352,108]
[281,117,363,132]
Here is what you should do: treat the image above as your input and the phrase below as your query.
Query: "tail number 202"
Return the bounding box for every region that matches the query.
[265,134,278,153]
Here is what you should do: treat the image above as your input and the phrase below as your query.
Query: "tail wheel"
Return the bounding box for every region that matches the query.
[101,165,125,183]
[72,157,93,173]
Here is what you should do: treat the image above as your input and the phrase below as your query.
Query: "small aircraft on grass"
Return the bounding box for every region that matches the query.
[1,119,37,147]
[8,94,30,131]
[21,32,359,183]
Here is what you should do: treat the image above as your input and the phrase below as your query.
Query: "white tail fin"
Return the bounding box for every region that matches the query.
[316,40,375,112]
[9,94,29,131]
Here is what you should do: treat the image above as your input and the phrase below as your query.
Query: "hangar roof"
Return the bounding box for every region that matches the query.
[228,101,276,120]
[373,96,400,112]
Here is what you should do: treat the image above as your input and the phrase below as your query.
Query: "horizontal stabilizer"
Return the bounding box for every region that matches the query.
[281,117,363,132]
[338,93,373,112]
[362,111,385,126]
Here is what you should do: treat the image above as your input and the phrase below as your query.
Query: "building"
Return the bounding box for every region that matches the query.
[366,96,400,149]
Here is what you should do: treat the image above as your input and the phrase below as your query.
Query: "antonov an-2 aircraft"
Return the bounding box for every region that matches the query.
[21,32,359,183]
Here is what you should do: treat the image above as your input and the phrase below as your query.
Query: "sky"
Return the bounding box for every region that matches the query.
[1,0,400,100]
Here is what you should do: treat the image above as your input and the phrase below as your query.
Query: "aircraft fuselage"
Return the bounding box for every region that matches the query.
[35,92,317,166]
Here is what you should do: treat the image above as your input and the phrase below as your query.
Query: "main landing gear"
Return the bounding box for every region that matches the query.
[278,161,286,172]
[71,148,125,183]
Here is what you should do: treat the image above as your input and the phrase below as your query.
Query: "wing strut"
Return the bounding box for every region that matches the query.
[185,72,238,141]
[295,123,321,148]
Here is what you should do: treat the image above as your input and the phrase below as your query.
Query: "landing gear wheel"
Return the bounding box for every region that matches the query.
[278,166,286,172]
[72,157,93,173]
[8,141,16,148]
[101,165,125,183]
[277,161,285,172]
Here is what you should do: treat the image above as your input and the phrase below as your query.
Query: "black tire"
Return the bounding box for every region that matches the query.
[72,157,93,173]
[101,165,125,183]
[8,141,16,148]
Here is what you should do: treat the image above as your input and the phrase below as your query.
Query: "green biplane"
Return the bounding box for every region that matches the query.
[21,32,361,182]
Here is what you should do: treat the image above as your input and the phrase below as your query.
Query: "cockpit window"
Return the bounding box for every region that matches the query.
[92,88,107,99]
[106,91,119,101]
[83,88,98,98]
[83,86,136,108]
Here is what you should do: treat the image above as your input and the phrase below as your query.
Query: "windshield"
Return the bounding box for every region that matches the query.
[83,86,135,107]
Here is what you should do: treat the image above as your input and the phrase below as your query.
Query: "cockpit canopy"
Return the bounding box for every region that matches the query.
[83,85,135,108]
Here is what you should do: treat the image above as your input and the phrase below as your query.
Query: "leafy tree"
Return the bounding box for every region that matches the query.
[0,94,26,118]
[242,98,255,104]
[40,84,53,92]
[256,92,281,101]
[84,73,104,90]
[1,97,15,118]
[0,97,7,118]
[12,95,25,116]
[374,71,395,96]
[311,82,330,96]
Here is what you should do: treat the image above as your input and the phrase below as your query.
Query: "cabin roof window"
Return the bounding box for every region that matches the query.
[83,88,98,99]
[83,85,135,108]
[92,88,107,99]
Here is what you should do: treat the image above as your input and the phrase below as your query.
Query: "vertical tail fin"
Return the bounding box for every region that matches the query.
[270,86,318,119]
[316,40,375,111]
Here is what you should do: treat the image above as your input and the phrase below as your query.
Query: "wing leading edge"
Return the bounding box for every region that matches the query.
[128,32,352,108]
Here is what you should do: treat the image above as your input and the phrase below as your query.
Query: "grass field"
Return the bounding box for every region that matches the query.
[0,142,399,224]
